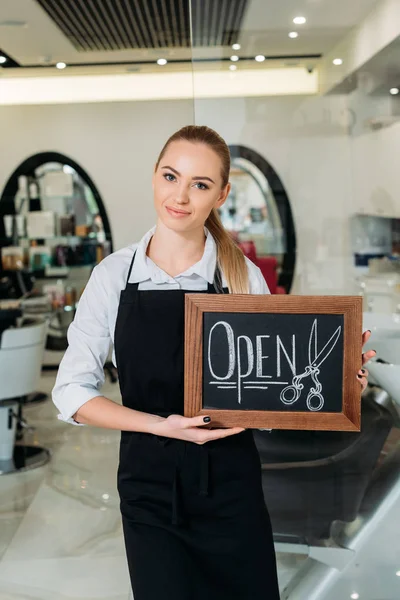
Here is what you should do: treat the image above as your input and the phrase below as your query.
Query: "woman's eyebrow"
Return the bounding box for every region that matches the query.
[161,165,215,184]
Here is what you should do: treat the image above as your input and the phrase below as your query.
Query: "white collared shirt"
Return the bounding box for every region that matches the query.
[52,227,270,425]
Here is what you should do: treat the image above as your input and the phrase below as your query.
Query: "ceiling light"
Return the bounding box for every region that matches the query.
[229,64,237,71]
[350,594,359,600]
[157,58,167,65]
[56,62,66,69]
[0,56,7,64]
[333,58,343,66]
[255,55,266,62]
[230,55,239,62]
[390,87,399,95]
[396,571,400,576]
[232,43,241,50]
[293,16,306,25]
[289,32,299,39]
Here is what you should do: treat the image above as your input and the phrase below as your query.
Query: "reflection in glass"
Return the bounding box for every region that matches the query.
[220,157,286,257]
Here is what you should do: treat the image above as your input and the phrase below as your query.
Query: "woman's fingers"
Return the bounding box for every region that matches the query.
[156,415,245,445]
[362,330,371,345]
[362,349,376,364]
[357,370,368,391]
[183,415,212,428]
[195,427,246,444]
[361,330,376,365]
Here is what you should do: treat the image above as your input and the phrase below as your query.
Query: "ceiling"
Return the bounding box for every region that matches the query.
[34,0,247,51]
[330,34,400,96]
[0,0,381,75]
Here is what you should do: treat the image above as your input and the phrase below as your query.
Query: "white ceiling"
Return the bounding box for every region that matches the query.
[0,0,382,74]
[242,0,380,31]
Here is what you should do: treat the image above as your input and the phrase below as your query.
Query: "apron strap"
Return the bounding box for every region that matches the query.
[125,251,137,288]
[208,263,228,294]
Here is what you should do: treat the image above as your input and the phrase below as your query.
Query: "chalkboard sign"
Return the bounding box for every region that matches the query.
[184,295,362,431]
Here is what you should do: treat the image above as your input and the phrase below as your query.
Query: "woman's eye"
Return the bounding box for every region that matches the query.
[164,173,176,182]
[194,182,209,190]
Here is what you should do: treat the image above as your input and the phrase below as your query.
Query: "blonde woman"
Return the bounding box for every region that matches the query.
[53,125,372,599]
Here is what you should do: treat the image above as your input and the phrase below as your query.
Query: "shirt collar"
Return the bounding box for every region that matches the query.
[129,226,217,285]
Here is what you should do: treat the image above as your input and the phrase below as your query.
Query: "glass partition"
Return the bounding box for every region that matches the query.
[189,1,400,599]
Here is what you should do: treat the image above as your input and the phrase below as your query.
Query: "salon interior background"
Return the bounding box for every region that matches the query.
[0,0,398,295]
[1,2,400,600]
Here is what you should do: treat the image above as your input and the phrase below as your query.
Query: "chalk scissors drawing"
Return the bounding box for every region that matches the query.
[280,319,342,412]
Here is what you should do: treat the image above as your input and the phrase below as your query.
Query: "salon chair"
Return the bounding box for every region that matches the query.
[238,240,286,294]
[253,393,394,542]
[0,319,51,475]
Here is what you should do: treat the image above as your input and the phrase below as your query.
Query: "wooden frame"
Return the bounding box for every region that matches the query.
[184,295,363,431]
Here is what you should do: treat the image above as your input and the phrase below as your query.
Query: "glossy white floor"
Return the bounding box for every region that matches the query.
[0,371,399,599]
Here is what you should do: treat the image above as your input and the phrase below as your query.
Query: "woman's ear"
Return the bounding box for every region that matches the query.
[216,182,231,209]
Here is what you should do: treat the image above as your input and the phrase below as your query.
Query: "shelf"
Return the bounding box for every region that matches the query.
[0,264,96,277]
[366,116,400,131]
[1,235,110,243]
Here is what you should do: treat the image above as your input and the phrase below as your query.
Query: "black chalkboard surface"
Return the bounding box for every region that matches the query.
[185,295,362,431]
[203,313,344,413]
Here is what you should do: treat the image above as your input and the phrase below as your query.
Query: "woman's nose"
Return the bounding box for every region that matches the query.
[175,186,189,204]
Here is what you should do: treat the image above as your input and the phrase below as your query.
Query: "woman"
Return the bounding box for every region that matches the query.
[53,125,374,599]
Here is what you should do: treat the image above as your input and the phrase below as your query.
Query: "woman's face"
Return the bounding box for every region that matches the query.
[152,140,230,233]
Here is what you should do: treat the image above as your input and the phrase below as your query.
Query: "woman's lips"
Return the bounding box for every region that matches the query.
[166,206,191,218]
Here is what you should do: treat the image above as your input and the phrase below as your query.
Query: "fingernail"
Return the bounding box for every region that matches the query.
[367,329,371,333]
[203,416,211,423]
[373,349,377,353]
[361,368,366,374]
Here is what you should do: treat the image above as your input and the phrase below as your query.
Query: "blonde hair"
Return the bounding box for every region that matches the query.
[155,125,249,293]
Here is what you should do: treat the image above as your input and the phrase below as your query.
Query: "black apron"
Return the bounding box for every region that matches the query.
[114,250,280,600]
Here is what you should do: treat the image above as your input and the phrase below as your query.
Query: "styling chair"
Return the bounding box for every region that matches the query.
[237,240,286,294]
[0,319,51,475]
[253,389,398,599]
[254,394,393,542]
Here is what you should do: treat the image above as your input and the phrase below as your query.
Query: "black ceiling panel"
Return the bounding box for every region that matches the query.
[35,0,248,51]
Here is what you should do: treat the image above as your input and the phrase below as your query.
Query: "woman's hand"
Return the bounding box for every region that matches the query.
[150,414,245,445]
[357,330,376,393]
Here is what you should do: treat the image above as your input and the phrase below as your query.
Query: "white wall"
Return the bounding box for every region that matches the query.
[351,121,400,218]
[1,94,397,295]
[0,100,193,250]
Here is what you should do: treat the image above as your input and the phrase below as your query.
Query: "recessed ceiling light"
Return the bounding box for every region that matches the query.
[56,62,66,69]
[255,55,266,62]
[232,43,241,50]
[390,87,399,95]
[293,16,306,25]
[230,55,239,62]
[333,58,343,66]
[289,32,299,39]
[0,56,7,64]
[396,571,400,577]
[157,58,167,65]
[229,64,237,71]
[350,594,359,600]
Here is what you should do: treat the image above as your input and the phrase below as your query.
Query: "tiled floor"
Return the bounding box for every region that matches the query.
[0,372,131,599]
[0,372,399,599]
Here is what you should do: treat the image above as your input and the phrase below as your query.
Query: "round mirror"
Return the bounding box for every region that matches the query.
[0,153,113,355]
[0,152,112,251]
[225,145,296,293]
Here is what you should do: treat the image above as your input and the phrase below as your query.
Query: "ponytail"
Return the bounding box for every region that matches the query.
[206,208,249,294]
